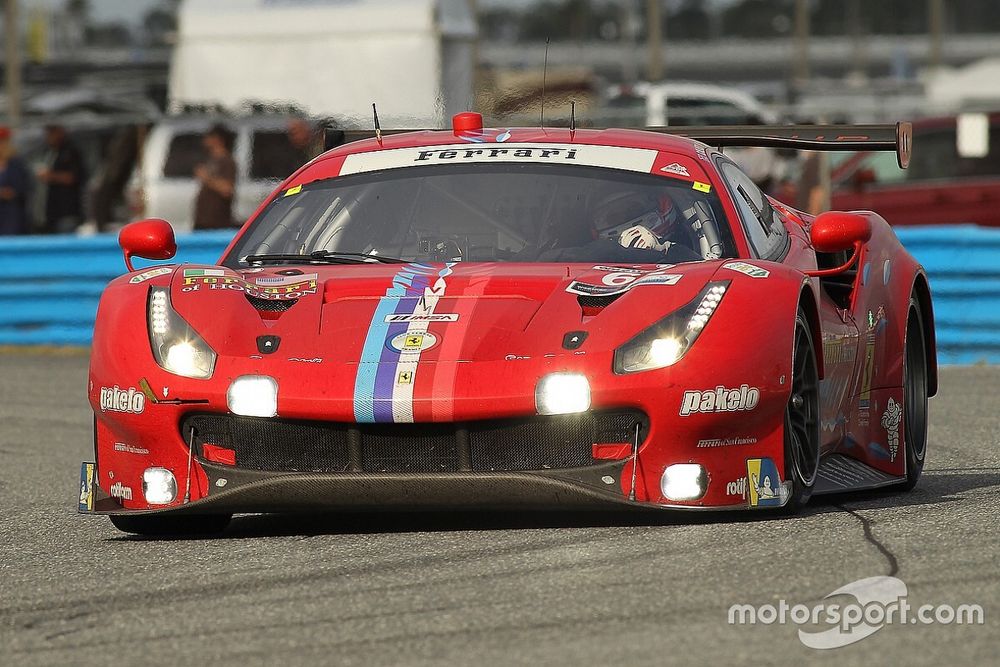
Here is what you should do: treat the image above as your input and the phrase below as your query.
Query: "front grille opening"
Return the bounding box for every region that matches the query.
[181,411,647,475]
[245,294,298,311]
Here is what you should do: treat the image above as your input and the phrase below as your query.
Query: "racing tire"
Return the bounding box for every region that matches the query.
[109,513,232,536]
[897,295,929,491]
[783,308,821,511]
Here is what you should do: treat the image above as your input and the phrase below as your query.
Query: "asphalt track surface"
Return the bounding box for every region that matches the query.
[1,352,997,666]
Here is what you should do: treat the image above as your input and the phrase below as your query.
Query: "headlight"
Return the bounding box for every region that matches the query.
[148,287,217,379]
[614,281,730,373]
[535,373,591,415]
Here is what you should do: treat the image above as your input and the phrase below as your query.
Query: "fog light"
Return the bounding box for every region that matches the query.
[227,375,278,417]
[536,373,590,415]
[142,467,177,505]
[661,463,707,501]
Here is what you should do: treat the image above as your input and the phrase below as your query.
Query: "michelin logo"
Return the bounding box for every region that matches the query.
[680,385,760,416]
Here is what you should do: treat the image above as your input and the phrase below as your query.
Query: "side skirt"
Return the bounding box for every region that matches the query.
[813,453,905,496]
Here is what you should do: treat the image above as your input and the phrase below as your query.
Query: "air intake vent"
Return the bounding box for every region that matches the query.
[245,295,298,312]
[577,293,623,310]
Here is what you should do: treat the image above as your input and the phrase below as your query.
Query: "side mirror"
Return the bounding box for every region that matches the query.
[119,219,177,272]
[806,211,872,278]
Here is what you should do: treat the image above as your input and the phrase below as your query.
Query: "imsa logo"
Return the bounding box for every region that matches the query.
[680,384,760,416]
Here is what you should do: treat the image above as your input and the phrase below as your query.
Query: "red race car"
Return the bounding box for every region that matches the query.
[79,115,936,535]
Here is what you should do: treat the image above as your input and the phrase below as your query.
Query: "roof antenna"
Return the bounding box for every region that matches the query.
[372,102,382,143]
[570,100,576,132]
[540,37,550,128]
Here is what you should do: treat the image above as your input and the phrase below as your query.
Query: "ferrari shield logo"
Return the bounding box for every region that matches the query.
[388,331,438,353]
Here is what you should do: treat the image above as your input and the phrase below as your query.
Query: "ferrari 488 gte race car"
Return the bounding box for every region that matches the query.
[79,113,935,534]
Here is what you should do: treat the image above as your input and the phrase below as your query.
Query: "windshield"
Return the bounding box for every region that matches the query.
[224,163,737,266]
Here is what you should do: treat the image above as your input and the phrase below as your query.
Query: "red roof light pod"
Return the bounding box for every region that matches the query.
[452,112,484,135]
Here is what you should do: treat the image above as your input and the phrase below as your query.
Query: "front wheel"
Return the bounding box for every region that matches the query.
[109,513,232,536]
[897,295,929,491]
[783,308,821,511]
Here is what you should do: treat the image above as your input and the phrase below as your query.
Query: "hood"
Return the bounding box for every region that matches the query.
[169,261,724,364]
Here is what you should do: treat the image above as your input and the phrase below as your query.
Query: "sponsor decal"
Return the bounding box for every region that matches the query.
[680,384,760,416]
[284,184,302,197]
[354,262,457,424]
[384,313,458,323]
[182,273,318,300]
[255,273,318,286]
[697,436,758,448]
[109,481,133,501]
[881,397,902,462]
[389,332,438,353]
[723,261,770,278]
[114,442,150,455]
[693,181,711,193]
[746,457,788,508]
[413,146,578,163]
[566,267,681,297]
[183,268,226,277]
[129,267,172,284]
[858,333,875,414]
[78,462,95,512]
[660,162,690,177]
[100,385,145,414]
[883,259,891,285]
[340,143,659,176]
[288,357,323,363]
[694,145,709,162]
[726,476,748,498]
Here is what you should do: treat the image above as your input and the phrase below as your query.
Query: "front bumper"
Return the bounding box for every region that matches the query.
[80,458,777,516]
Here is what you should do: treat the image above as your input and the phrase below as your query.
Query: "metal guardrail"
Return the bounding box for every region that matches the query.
[0,226,997,364]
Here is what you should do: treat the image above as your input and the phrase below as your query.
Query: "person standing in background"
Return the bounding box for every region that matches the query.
[0,126,33,236]
[193,124,237,229]
[37,124,86,233]
[284,118,321,176]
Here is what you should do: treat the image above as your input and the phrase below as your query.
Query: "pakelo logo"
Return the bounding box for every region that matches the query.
[680,385,760,416]
[109,481,133,501]
[100,386,145,414]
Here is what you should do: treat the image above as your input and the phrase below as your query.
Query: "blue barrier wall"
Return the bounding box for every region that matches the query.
[0,226,997,363]
[0,231,235,347]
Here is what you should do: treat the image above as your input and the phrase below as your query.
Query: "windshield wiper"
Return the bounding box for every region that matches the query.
[243,250,409,265]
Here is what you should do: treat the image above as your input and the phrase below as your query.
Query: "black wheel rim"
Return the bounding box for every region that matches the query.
[787,322,820,487]
[905,309,928,462]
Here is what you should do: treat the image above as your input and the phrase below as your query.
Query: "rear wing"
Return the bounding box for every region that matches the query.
[323,122,912,169]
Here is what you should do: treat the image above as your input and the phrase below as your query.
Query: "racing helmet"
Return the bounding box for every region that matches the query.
[591,191,679,242]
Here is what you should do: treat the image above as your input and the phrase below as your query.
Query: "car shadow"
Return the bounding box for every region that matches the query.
[112,468,999,542]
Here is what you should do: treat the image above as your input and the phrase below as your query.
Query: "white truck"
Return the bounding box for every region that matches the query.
[169,0,477,128]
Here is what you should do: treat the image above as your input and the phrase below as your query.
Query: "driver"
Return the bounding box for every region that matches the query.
[591,191,682,254]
